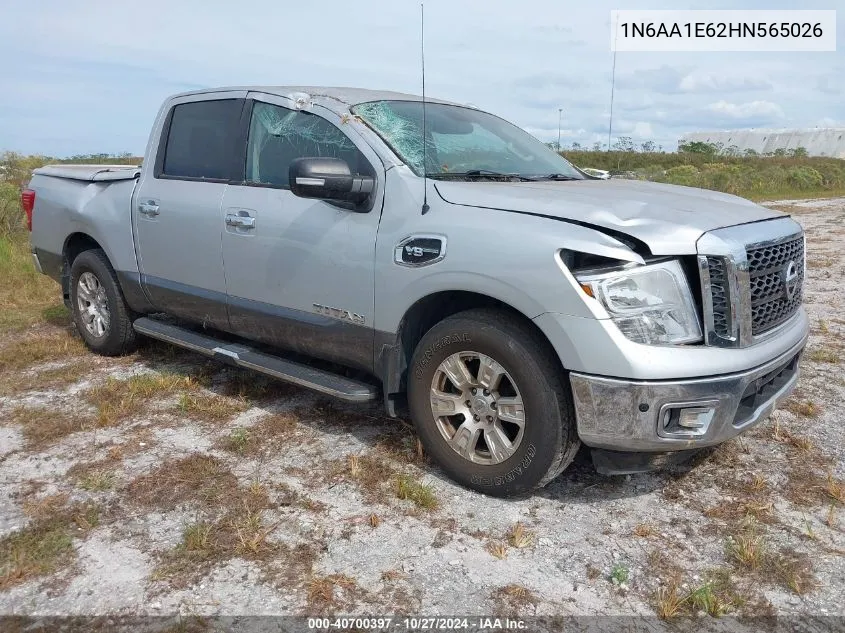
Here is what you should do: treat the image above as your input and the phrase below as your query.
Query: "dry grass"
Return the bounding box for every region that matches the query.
[771,420,815,451]
[0,234,66,333]
[78,469,117,492]
[654,567,755,619]
[326,452,436,511]
[506,522,535,549]
[806,348,840,364]
[0,501,100,590]
[10,405,92,450]
[380,569,405,582]
[491,583,538,615]
[704,500,775,524]
[825,504,838,528]
[126,454,242,511]
[215,412,299,457]
[66,454,123,488]
[85,373,198,426]
[779,397,822,419]
[727,531,765,570]
[144,455,301,589]
[0,329,85,374]
[784,460,845,507]
[825,473,845,504]
[747,474,767,493]
[486,540,508,560]
[306,573,358,611]
[807,257,836,269]
[175,392,248,422]
[152,507,286,589]
[655,582,687,619]
[724,519,818,596]
[633,523,656,538]
[0,359,87,397]
[767,549,818,595]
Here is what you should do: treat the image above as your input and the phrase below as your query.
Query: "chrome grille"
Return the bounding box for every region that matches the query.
[746,236,804,335]
[698,218,805,348]
[706,257,730,337]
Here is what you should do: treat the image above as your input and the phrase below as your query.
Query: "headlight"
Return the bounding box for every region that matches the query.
[576,259,702,345]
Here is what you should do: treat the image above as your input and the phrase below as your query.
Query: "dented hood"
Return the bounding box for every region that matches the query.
[434,178,784,255]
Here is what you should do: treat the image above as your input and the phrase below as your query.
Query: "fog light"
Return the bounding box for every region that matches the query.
[659,402,718,438]
[678,407,715,430]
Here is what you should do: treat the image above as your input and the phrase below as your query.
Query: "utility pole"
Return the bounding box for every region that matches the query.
[557,108,563,151]
[608,13,619,151]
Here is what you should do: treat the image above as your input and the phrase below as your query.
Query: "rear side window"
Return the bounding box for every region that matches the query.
[161,99,241,180]
[245,101,371,188]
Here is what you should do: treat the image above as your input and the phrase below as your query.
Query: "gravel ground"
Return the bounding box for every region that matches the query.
[0,198,842,623]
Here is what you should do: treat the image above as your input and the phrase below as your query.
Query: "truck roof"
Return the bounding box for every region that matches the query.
[169,86,462,109]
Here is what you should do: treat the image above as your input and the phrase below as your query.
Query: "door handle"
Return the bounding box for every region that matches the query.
[138,202,160,217]
[225,214,256,229]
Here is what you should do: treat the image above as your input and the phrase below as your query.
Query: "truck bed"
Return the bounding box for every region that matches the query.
[33,164,141,182]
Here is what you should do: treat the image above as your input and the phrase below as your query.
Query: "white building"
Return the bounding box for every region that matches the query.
[679,128,845,158]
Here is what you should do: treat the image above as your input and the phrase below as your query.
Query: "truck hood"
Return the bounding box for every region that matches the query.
[434,178,784,255]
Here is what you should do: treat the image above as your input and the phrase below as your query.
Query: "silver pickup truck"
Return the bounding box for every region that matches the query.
[25,86,808,497]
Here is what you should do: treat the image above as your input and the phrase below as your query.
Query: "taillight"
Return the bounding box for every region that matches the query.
[21,189,35,231]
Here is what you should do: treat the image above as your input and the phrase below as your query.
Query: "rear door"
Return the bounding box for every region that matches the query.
[219,93,384,372]
[133,92,245,327]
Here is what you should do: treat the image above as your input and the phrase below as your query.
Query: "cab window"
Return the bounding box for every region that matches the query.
[245,101,371,188]
[160,99,241,180]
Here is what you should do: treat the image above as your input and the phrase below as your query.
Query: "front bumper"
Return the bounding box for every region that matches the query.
[569,334,807,452]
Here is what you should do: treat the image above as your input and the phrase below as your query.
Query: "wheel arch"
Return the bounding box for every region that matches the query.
[378,289,565,416]
[59,232,106,305]
[61,232,153,314]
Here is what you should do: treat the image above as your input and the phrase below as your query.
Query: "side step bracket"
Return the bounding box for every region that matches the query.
[133,317,378,403]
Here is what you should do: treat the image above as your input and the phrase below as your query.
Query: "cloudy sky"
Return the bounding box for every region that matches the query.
[0,0,841,156]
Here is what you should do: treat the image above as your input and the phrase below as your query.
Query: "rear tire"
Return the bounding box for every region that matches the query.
[407,308,579,497]
[69,249,138,356]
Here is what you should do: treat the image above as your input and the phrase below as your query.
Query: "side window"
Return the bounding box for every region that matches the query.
[161,99,241,180]
[245,101,371,188]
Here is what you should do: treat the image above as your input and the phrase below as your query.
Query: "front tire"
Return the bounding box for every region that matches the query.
[69,249,138,356]
[407,308,579,497]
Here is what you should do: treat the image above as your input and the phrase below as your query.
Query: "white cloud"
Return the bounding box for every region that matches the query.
[705,100,784,121]
[816,74,840,95]
[632,122,654,138]
[679,72,772,93]
[815,118,845,128]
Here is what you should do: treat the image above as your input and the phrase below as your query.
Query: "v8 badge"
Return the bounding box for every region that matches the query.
[394,234,447,267]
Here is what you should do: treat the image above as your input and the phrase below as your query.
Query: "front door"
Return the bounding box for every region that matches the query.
[220,93,383,372]
[133,93,245,327]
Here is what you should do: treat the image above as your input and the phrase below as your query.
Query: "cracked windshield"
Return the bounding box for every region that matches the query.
[354,100,584,180]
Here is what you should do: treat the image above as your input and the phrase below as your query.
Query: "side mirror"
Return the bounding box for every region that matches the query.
[289,157,374,205]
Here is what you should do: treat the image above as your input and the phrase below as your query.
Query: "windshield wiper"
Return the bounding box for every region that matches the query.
[537,173,581,181]
[430,170,538,182]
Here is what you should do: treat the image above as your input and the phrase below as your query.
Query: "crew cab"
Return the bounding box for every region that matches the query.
[25,87,808,496]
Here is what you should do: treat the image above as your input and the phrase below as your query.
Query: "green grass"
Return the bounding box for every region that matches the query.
[0,501,101,590]
[563,151,845,201]
[395,474,438,510]
[0,233,64,333]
